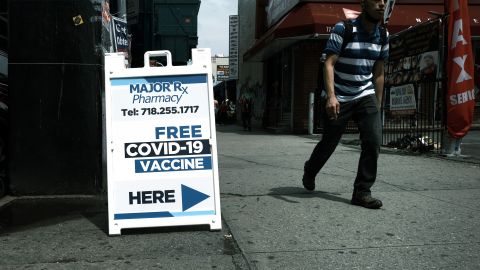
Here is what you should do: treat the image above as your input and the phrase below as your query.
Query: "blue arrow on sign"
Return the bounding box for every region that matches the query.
[181,185,210,212]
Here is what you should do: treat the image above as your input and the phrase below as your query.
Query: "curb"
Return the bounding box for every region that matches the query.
[0,195,105,211]
[0,195,16,210]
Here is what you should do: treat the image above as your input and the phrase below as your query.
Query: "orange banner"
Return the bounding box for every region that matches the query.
[446,0,476,138]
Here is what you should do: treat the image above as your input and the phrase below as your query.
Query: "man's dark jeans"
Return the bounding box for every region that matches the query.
[304,94,381,197]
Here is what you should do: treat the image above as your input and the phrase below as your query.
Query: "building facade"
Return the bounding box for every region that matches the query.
[212,56,237,103]
[7,0,110,195]
[0,1,8,197]
[211,55,229,85]
[237,0,266,130]
[127,0,200,67]
[238,0,480,133]
[5,0,201,196]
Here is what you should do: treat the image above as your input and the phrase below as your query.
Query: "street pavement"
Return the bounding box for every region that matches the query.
[460,130,480,161]
[1,125,479,269]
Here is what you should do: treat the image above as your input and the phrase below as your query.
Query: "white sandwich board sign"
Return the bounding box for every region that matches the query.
[104,50,221,235]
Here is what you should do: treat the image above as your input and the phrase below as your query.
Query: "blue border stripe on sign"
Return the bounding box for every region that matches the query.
[111,75,207,86]
[114,211,173,220]
[171,210,216,217]
[135,156,212,173]
[114,210,215,220]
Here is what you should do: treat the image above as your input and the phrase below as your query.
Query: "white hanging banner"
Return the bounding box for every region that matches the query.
[104,49,221,235]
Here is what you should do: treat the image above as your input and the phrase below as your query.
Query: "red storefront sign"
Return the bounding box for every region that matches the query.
[447,0,476,138]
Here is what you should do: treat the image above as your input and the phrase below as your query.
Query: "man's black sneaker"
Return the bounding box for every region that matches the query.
[302,172,315,191]
[351,195,383,209]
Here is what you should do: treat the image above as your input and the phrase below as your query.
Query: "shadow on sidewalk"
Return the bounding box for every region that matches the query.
[0,197,106,234]
[0,198,217,236]
[268,186,351,205]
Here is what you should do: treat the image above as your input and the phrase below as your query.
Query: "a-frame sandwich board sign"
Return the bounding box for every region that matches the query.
[104,49,221,235]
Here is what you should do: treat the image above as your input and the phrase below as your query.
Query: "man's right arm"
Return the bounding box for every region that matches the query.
[323,21,345,120]
[324,54,340,120]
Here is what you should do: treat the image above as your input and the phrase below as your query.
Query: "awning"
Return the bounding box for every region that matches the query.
[244,2,480,62]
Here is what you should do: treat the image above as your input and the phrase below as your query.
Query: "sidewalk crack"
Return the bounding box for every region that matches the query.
[222,215,254,270]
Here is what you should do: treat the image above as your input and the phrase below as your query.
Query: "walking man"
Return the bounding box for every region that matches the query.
[302,0,389,209]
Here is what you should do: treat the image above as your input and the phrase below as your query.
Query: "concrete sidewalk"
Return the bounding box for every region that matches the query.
[1,125,479,269]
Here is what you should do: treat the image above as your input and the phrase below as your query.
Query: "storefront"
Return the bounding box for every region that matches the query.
[241,0,480,133]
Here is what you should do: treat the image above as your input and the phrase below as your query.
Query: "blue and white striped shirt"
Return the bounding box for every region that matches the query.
[324,18,389,102]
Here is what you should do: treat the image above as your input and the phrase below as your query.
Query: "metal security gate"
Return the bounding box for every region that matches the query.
[382,80,445,152]
[382,19,446,153]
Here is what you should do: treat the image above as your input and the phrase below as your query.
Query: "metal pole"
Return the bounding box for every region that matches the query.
[308,92,314,135]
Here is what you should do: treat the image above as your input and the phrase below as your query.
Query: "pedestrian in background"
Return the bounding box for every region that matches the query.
[239,93,253,131]
[217,100,228,125]
[214,99,219,116]
[302,0,389,209]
